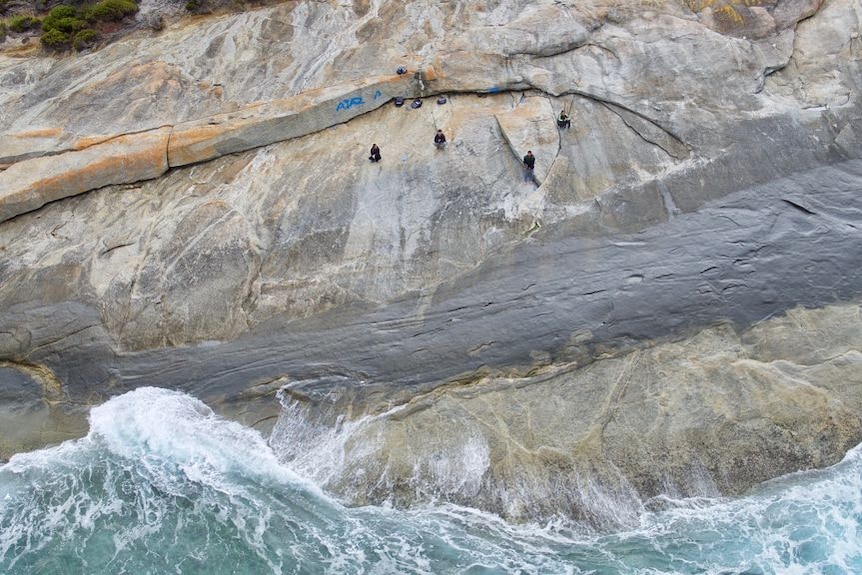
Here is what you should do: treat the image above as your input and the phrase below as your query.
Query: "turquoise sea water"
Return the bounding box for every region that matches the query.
[2,387,861,574]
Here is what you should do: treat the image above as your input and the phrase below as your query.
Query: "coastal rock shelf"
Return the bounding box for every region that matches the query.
[273,304,862,524]
[1,0,861,523]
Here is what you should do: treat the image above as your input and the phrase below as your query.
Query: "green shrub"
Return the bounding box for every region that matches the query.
[0,22,6,42]
[89,0,137,21]
[185,0,200,11]
[8,15,41,32]
[47,4,77,19]
[49,15,87,32]
[72,27,97,49]
[42,5,88,34]
[40,28,69,49]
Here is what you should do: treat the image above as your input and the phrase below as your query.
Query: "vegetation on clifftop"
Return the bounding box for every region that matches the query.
[1,0,138,52]
[8,14,40,32]
[1,0,279,54]
[39,0,138,50]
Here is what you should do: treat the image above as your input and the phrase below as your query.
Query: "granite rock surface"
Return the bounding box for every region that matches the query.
[0,0,861,523]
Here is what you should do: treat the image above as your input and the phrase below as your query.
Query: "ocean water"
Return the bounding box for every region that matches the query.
[2,387,861,574]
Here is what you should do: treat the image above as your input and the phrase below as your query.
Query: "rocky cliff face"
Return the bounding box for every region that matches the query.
[1,0,861,525]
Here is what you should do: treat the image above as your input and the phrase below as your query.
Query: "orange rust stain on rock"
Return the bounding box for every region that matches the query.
[72,135,116,150]
[0,129,170,223]
[31,142,167,199]
[10,128,63,139]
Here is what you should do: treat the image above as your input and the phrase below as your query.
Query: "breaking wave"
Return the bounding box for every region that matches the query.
[2,387,861,574]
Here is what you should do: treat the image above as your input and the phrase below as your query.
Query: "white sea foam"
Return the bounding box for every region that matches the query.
[0,387,345,574]
[270,387,498,518]
[609,445,862,574]
[87,386,317,493]
[3,387,862,574]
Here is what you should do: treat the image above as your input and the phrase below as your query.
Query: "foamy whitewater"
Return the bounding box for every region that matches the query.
[2,387,861,574]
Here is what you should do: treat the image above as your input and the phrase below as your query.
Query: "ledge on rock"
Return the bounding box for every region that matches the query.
[0,128,67,165]
[168,74,416,168]
[0,73,420,225]
[0,128,171,225]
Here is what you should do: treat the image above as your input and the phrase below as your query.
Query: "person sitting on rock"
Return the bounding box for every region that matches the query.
[523,150,536,182]
[557,111,571,129]
[369,143,381,162]
[434,129,447,150]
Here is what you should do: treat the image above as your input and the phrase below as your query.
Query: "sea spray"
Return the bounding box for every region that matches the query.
[0,388,341,573]
[270,386,491,508]
[269,384,648,529]
[2,387,862,574]
[0,387,586,573]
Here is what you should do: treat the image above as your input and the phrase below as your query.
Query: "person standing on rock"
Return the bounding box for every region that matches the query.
[369,143,381,163]
[434,129,447,150]
[523,150,536,183]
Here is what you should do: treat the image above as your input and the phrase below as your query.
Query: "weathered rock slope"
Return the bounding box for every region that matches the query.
[274,303,862,527]
[1,0,861,524]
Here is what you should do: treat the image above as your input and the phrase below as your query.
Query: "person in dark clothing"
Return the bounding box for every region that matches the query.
[523,150,536,182]
[557,111,571,129]
[369,144,381,162]
[434,129,447,150]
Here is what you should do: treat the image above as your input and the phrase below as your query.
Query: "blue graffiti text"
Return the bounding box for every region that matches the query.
[336,96,365,111]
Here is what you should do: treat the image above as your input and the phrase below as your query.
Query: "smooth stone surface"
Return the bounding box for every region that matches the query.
[2,156,859,414]
[271,304,862,526]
